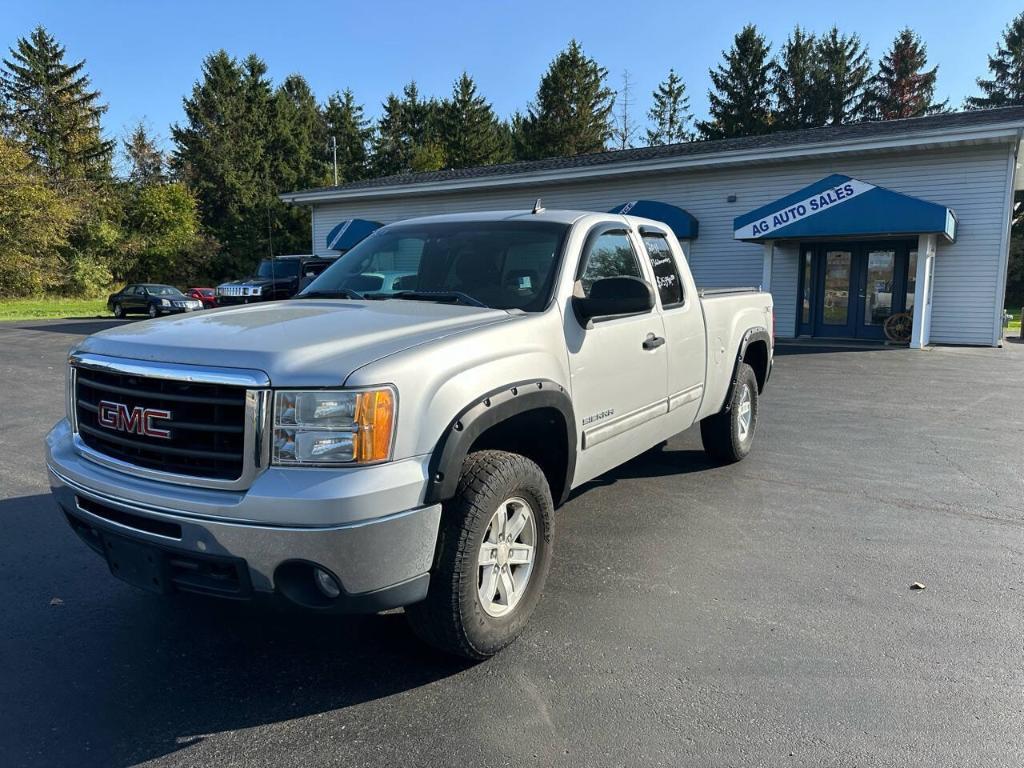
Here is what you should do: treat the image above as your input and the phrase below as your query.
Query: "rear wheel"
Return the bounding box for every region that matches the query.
[406,450,554,659]
[112,303,124,318]
[700,362,758,463]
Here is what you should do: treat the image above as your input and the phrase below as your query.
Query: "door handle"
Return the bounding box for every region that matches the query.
[643,334,665,351]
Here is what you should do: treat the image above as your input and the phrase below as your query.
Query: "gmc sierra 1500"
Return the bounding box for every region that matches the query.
[46,208,773,659]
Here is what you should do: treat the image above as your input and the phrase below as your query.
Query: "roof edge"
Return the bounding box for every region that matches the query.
[281,122,1023,206]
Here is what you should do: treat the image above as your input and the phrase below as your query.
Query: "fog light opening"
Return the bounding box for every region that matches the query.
[314,567,341,599]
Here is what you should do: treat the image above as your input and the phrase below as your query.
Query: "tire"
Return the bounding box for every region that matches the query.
[406,450,554,660]
[700,362,759,463]
[148,304,158,319]
[112,303,124,318]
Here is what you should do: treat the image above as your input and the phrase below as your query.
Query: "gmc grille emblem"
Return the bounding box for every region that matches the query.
[97,400,172,439]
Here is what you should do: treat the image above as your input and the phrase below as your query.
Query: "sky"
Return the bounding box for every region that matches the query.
[2,0,1021,158]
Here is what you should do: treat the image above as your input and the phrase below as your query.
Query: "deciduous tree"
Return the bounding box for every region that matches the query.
[0,136,74,296]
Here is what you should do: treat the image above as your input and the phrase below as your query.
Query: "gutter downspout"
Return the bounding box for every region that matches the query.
[991,129,1022,346]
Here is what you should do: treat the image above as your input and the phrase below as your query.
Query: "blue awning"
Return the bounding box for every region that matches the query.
[733,174,956,242]
[609,200,699,239]
[325,218,382,251]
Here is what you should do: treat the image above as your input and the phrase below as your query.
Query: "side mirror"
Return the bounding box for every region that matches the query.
[572,276,655,328]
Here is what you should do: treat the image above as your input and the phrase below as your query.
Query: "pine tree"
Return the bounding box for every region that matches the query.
[515,40,614,159]
[864,28,948,120]
[699,24,774,140]
[1,25,114,179]
[323,88,372,183]
[966,12,1024,109]
[122,122,165,186]
[646,69,694,145]
[813,27,872,125]
[270,74,326,193]
[269,74,324,252]
[171,51,278,274]
[773,26,820,131]
[371,93,408,176]
[441,73,509,168]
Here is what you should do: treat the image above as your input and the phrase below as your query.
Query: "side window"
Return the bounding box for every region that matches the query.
[578,230,643,296]
[641,234,684,307]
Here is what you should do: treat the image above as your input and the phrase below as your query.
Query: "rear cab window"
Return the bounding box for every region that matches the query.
[640,232,684,308]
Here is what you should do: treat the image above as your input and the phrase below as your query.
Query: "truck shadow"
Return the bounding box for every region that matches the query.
[0,494,471,768]
[566,444,717,502]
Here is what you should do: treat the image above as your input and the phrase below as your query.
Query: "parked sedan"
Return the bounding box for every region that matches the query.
[187,287,217,308]
[107,284,203,319]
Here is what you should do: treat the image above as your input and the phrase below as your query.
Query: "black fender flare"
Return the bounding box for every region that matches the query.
[721,327,772,413]
[425,379,577,505]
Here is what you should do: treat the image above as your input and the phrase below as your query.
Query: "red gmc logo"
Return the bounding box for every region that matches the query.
[97,400,172,439]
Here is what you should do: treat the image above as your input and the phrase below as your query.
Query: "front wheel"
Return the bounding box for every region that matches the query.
[147,304,158,319]
[406,450,554,659]
[700,362,759,463]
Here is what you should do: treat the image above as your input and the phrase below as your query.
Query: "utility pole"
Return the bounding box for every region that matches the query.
[331,136,338,186]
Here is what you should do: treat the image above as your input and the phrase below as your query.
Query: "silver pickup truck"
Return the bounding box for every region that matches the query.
[46,208,773,659]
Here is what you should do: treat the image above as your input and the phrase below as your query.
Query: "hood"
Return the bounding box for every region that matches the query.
[75,299,514,386]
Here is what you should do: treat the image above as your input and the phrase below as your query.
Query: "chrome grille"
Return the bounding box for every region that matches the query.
[75,368,247,480]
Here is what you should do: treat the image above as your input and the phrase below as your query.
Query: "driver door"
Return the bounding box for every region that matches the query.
[566,224,669,486]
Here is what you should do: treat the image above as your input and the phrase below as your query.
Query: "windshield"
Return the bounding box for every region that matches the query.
[256,259,301,279]
[301,221,569,311]
[146,285,184,297]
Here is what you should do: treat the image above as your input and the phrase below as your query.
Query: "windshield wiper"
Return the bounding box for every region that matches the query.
[295,288,365,300]
[386,290,487,308]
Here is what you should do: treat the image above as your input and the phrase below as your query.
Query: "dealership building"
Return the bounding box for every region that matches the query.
[281,107,1024,348]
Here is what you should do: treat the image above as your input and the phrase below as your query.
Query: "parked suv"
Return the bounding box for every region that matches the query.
[216,255,335,305]
[48,209,772,659]
[107,284,203,318]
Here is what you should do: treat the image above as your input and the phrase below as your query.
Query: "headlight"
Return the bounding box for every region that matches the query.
[251,286,262,296]
[272,388,396,466]
[160,298,170,306]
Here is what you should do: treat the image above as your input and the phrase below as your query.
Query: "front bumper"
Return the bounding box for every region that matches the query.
[46,419,441,611]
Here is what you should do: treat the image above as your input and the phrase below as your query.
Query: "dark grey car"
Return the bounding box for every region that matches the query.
[107,284,203,318]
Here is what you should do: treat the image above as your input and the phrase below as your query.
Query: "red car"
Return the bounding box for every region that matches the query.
[187,287,217,309]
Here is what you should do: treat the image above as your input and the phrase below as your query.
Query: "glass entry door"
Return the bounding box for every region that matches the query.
[798,241,916,339]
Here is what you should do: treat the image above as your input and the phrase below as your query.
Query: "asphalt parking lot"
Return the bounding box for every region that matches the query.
[2,319,1023,768]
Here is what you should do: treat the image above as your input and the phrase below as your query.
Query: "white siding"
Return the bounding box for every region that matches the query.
[308,143,1015,345]
[770,243,801,338]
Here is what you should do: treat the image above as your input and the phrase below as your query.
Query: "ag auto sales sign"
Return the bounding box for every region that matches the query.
[733,178,874,239]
